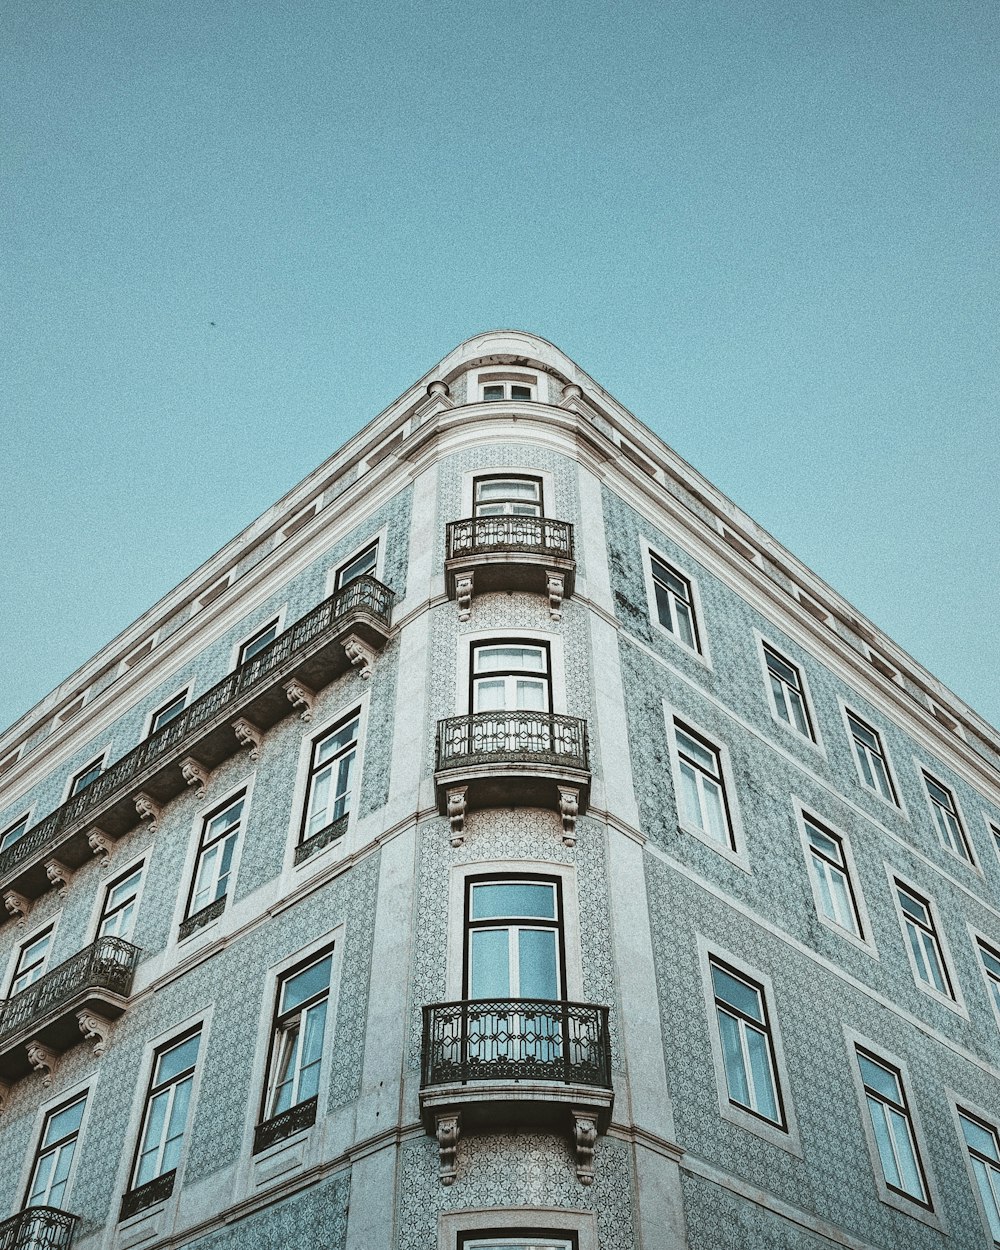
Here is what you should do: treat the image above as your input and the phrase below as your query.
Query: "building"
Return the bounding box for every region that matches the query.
[0,329,999,1250]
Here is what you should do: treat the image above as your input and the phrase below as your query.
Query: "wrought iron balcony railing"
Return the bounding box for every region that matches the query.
[436,712,588,773]
[0,577,393,905]
[119,1171,176,1223]
[0,1207,78,1250]
[0,937,139,1052]
[446,516,574,561]
[421,998,611,1090]
[253,1095,318,1155]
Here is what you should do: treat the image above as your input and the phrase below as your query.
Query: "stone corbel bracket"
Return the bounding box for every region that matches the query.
[435,1112,461,1186]
[78,1010,112,1057]
[44,859,74,896]
[571,1110,598,1185]
[446,787,467,847]
[87,827,114,864]
[343,634,377,680]
[232,717,264,762]
[284,679,316,722]
[134,792,161,831]
[546,570,566,621]
[180,757,211,797]
[3,891,30,924]
[557,786,580,847]
[454,571,474,622]
[26,1042,57,1086]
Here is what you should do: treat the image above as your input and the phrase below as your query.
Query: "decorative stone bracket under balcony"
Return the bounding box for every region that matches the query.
[420,997,613,1185]
[445,517,576,620]
[0,1206,79,1250]
[0,937,139,1084]
[0,577,394,914]
[435,712,590,846]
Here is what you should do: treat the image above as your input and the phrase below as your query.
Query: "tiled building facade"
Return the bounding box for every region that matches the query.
[0,331,999,1250]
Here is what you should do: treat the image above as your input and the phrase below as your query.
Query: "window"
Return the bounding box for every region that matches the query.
[97,864,144,940]
[959,1108,1000,1241]
[334,542,378,590]
[650,554,699,651]
[185,794,244,922]
[846,712,897,805]
[460,1238,575,1250]
[990,823,1000,861]
[127,1029,201,1203]
[479,377,535,402]
[25,1093,87,1209]
[856,1049,929,1205]
[710,959,784,1126]
[148,690,188,736]
[10,928,52,995]
[895,882,953,999]
[803,815,862,937]
[473,476,543,517]
[300,714,359,849]
[977,939,1000,1021]
[0,813,29,853]
[763,644,814,739]
[922,772,973,862]
[674,722,734,850]
[465,878,563,1001]
[69,755,105,797]
[259,950,333,1136]
[471,642,550,713]
[237,619,279,667]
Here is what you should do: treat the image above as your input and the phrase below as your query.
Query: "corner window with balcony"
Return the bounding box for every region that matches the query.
[97,864,144,941]
[710,959,784,1127]
[255,949,333,1152]
[803,816,863,939]
[845,711,897,806]
[895,882,954,1000]
[763,644,814,740]
[466,878,563,1002]
[650,554,700,652]
[10,927,53,996]
[674,721,734,850]
[148,690,188,736]
[856,1048,929,1206]
[922,772,973,863]
[473,476,543,517]
[298,714,359,862]
[334,542,378,590]
[237,619,279,668]
[0,813,28,853]
[26,1092,87,1209]
[69,755,105,798]
[182,794,244,936]
[959,1108,1000,1241]
[123,1028,201,1219]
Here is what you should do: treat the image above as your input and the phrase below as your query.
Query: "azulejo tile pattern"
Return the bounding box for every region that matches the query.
[181,1172,350,1250]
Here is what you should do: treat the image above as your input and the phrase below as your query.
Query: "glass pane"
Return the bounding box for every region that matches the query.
[474,646,546,673]
[162,1077,193,1160]
[207,798,243,841]
[673,599,695,648]
[477,479,539,502]
[44,1096,86,1146]
[981,944,1000,980]
[139,1089,169,1172]
[510,385,532,400]
[28,1153,55,1206]
[156,1033,201,1085]
[858,1054,900,1103]
[336,545,377,587]
[972,1157,1000,1239]
[653,580,676,631]
[282,955,332,1014]
[868,1098,902,1189]
[745,1025,779,1121]
[717,1010,751,1107]
[0,817,28,851]
[482,385,504,401]
[917,930,947,994]
[315,717,359,764]
[678,761,701,829]
[788,690,810,736]
[770,675,791,724]
[306,768,333,834]
[897,890,927,924]
[300,999,328,1066]
[676,728,718,776]
[515,679,547,711]
[470,928,510,998]
[961,1113,1000,1160]
[241,623,278,663]
[269,1028,300,1114]
[473,678,506,712]
[827,867,857,933]
[806,823,842,864]
[518,929,558,999]
[712,966,763,1023]
[106,867,143,913]
[700,776,729,845]
[887,1106,925,1199]
[471,882,556,920]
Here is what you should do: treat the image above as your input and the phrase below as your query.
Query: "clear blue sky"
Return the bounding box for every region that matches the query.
[1,1,997,732]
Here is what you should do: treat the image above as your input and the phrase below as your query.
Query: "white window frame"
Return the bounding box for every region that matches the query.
[844,1027,943,1227]
[459,469,556,521]
[793,800,875,956]
[438,1208,597,1250]
[6,915,59,997]
[918,766,978,870]
[839,702,906,815]
[696,937,801,1155]
[454,629,568,717]
[323,527,387,598]
[92,855,147,942]
[63,750,110,803]
[754,633,822,751]
[949,1092,1000,1246]
[260,948,336,1126]
[144,685,190,739]
[641,540,710,665]
[474,369,539,404]
[888,867,966,1015]
[0,808,32,854]
[230,607,288,672]
[16,1079,93,1216]
[171,777,255,948]
[664,702,748,872]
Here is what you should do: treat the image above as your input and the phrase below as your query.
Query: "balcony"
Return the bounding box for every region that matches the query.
[420,997,613,1185]
[444,517,575,620]
[0,578,394,915]
[434,712,590,845]
[0,1208,78,1250]
[0,937,139,1081]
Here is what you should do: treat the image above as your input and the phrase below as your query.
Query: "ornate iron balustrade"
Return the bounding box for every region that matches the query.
[0,938,138,1044]
[0,1208,78,1250]
[436,712,588,773]
[119,1171,175,1222]
[253,1095,318,1155]
[421,998,611,1089]
[0,577,394,886]
[446,517,574,560]
[177,895,226,941]
[294,813,349,866]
